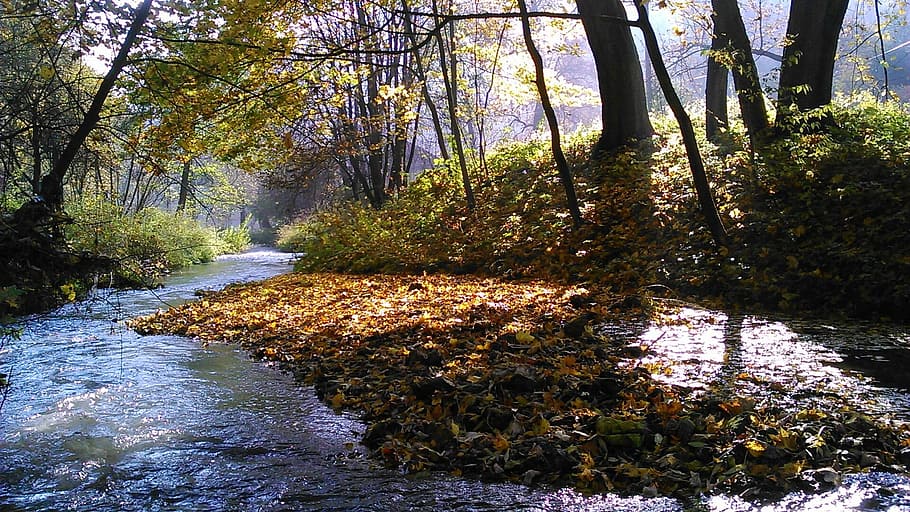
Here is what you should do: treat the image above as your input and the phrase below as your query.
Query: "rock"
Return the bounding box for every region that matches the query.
[860,452,881,468]
[814,467,841,485]
[522,469,543,485]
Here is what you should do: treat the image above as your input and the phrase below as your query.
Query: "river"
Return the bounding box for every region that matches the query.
[1,249,908,511]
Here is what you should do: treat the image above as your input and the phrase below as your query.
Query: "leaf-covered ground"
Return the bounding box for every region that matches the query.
[130,272,910,498]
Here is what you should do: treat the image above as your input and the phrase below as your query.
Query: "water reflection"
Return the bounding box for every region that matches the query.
[1,252,909,510]
[635,305,910,423]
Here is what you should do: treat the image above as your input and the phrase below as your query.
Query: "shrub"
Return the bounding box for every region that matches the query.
[217,218,252,254]
[65,197,224,285]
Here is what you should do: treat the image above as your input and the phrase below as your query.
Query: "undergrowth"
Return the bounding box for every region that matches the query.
[279,98,910,322]
[66,197,250,287]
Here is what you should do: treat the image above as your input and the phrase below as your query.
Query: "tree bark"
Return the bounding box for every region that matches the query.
[576,0,653,156]
[636,4,728,248]
[517,0,582,226]
[177,159,191,211]
[705,39,729,141]
[776,0,849,123]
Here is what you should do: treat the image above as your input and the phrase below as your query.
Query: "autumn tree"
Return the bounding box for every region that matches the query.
[0,5,106,203]
[35,0,153,211]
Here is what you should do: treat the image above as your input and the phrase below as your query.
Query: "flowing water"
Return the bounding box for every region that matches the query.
[1,250,908,511]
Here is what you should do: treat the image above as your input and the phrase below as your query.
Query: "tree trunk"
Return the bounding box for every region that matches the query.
[177,159,191,211]
[356,2,386,209]
[39,0,153,211]
[576,0,653,156]
[776,0,849,123]
[516,0,581,226]
[712,0,769,145]
[30,111,42,195]
[705,38,729,142]
[433,0,475,209]
[636,4,728,248]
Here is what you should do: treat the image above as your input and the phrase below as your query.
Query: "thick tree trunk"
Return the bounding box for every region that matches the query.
[705,46,729,141]
[636,5,728,248]
[776,0,849,123]
[576,0,653,156]
[517,0,582,226]
[711,0,769,145]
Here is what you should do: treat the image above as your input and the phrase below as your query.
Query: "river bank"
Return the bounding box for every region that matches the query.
[130,271,910,499]
[16,249,904,511]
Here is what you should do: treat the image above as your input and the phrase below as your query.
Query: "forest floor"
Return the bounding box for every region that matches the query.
[130,272,910,498]
[131,104,910,497]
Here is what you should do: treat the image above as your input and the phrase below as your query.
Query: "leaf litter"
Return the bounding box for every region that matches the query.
[129,272,910,498]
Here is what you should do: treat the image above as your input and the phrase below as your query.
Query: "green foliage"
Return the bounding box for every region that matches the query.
[217,218,252,254]
[65,197,226,286]
[715,98,910,318]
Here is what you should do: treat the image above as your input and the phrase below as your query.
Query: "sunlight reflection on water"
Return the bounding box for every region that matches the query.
[631,305,910,424]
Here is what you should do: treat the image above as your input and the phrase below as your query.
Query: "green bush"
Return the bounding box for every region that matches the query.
[217,218,252,254]
[65,198,224,285]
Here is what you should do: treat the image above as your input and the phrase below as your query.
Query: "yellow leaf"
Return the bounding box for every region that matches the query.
[515,331,535,344]
[492,433,510,453]
[531,416,550,436]
[771,427,800,451]
[744,439,766,457]
[781,460,805,477]
[786,255,799,270]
